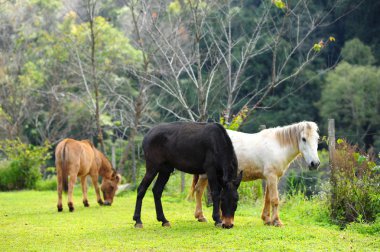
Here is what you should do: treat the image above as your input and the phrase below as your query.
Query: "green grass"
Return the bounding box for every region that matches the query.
[0,188,379,251]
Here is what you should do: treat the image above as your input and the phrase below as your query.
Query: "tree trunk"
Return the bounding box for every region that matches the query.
[88,0,105,152]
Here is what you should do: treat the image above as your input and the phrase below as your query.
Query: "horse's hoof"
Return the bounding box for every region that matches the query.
[103,201,111,206]
[214,222,223,228]
[68,203,74,212]
[222,223,234,229]
[134,223,143,228]
[198,217,207,222]
[264,221,271,226]
[272,220,284,227]
[162,222,171,227]
[98,200,104,205]
[83,200,90,207]
[57,204,63,212]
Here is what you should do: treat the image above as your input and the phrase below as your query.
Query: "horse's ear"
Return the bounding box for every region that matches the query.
[113,172,121,183]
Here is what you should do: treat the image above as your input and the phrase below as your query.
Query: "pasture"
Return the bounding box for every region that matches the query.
[1,186,379,251]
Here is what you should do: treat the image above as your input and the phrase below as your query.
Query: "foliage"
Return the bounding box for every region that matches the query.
[62,14,143,67]
[341,38,376,66]
[330,139,380,226]
[0,139,51,190]
[238,180,263,203]
[220,106,248,131]
[272,0,286,10]
[318,56,380,148]
[35,176,57,191]
[0,190,379,251]
[283,149,329,198]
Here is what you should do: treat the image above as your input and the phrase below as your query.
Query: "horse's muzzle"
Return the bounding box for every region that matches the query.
[103,201,112,206]
[222,216,234,229]
[309,161,320,170]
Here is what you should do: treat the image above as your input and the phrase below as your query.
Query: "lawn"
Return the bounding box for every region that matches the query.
[0,188,379,251]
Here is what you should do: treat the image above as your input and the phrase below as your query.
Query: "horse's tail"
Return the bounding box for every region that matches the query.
[61,141,69,193]
[188,174,199,200]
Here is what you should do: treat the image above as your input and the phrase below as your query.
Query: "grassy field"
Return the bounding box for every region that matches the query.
[0,187,379,251]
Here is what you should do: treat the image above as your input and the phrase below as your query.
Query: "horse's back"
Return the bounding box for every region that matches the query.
[226,130,271,181]
[143,122,231,174]
[56,138,96,176]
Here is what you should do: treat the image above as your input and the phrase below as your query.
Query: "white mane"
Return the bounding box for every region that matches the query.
[270,121,319,147]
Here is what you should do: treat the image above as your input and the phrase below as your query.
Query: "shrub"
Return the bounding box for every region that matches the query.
[330,139,380,226]
[0,139,51,190]
[35,176,57,191]
[238,180,263,203]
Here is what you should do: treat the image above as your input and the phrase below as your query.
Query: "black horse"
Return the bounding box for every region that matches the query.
[133,122,242,229]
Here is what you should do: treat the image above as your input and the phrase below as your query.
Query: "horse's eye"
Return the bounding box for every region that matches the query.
[302,137,306,142]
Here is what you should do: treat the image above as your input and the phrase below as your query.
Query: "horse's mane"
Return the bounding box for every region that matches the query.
[272,121,319,147]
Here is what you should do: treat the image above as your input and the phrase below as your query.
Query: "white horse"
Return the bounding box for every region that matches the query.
[191,121,320,226]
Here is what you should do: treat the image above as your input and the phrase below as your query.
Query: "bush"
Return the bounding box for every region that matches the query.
[330,139,380,226]
[238,180,263,203]
[0,139,51,191]
[35,176,57,191]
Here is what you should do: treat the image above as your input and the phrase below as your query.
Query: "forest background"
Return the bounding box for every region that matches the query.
[0,0,379,189]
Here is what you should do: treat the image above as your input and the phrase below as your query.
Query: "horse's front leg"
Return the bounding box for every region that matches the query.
[207,177,222,227]
[261,183,271,225]
[152,170,172,227]
[80,176,89,207]
[133,162,158,228]
[266,174,283,227]
[194,176,208,222]
[90,174,103,205]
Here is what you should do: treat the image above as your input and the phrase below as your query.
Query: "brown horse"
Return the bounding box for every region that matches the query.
[55,138,121,212]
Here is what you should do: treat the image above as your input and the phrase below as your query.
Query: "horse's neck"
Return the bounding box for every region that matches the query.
[98,160,113,179]
[281,141,301,166]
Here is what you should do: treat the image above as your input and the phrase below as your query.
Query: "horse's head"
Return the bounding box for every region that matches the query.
[298,122,320,170]
[220,171,242,229]
[101,171,121,206]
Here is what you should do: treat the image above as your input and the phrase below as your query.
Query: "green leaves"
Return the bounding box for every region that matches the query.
[272,0,286,9]
[220,106,248,131]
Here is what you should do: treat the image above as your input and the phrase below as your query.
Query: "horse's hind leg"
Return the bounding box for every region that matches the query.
[194,177,208,222]
[81,176,89,207]
[133,161,158,228]
[261,183,271,225]
[152,170,172,227]
[67,173,77,212]
[57,168,63,212]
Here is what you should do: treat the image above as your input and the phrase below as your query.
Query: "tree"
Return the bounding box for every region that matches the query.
[318,58,380,149]
[341,38,376,66]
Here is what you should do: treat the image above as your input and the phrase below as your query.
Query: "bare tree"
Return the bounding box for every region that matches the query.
[110,0,153,184]
[85,0,105,151]
[130,0,343,127]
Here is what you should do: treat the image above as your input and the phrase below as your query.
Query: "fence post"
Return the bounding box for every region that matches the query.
[328,118,336,218]
[328,119,335,167]
[111,143,116,169]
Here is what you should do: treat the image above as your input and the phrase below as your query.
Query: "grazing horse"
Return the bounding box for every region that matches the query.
[55,138,121,212]
[133,122,242,229]
[191,121,320,226]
